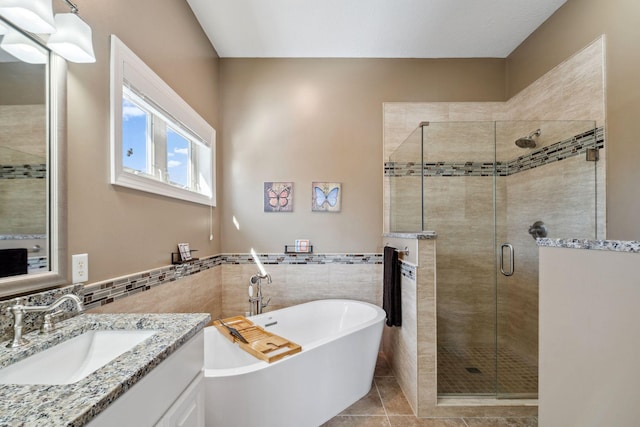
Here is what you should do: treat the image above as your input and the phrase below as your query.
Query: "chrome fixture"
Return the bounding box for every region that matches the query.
[528,220,548,240]
[6,294,84,348]
[248,272,271,316]
[500,243,514,276]
[0,0,95,63]
[515,129,541,149]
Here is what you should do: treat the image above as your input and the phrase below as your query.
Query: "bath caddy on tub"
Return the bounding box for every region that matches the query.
[213,316,302,363]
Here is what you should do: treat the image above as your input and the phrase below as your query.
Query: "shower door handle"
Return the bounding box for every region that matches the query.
[500,243,514,276]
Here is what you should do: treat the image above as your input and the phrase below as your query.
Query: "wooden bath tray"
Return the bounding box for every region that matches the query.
[213,316,302,363]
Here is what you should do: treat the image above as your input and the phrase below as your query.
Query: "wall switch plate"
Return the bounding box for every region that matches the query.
[72,253,89,284]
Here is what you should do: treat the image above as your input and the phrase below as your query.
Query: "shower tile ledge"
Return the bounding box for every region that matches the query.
[537,238,640,253]
[383,231,437,240]
[0,312,210,426]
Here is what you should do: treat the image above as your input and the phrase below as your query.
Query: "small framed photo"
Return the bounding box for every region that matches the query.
[295,239,310,253]
[177,243,192,261]
[264,182,293,212]
[312,182,341,212]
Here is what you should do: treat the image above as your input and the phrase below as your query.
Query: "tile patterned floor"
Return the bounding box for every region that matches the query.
[322,353,538,427]
[438,347,538,396]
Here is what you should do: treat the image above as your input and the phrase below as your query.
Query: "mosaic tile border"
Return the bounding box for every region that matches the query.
[0,164,47,179]
[400,260,416,280]
[385,126,604,177]
[27,256,48,273]
[0,234,47,241]
[220,252,383,266]
[82,252,383,311]
[537,238,640,253]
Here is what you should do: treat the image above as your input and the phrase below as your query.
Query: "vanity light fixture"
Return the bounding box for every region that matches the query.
[46,6,95,63]
[0,0,56,34]
[0,0,95,63]
[0,28,47,63]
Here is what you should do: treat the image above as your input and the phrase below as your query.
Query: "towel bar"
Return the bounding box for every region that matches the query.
[385,244,409,255]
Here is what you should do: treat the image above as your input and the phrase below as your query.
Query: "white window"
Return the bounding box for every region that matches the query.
[110,35,215,206]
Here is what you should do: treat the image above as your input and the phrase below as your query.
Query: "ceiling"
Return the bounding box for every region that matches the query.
[186,0,567,59]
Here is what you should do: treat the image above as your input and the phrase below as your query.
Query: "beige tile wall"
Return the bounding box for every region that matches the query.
[89,267,222,322]
[221,263,382,318]
[86,259,383,326]
[382,264,418,414]
[0,105,47,235]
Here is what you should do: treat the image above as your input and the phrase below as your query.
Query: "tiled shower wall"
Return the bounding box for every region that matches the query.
[383,36,606,396]
[0,105,47,236]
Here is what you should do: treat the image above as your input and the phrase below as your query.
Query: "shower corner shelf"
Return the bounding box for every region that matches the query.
[284,245,313,254]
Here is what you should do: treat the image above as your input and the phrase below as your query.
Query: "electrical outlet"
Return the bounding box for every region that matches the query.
[72,253,89,284]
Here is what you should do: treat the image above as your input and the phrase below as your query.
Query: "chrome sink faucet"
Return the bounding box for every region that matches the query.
[248,272,271,316]
[5,294,84,348]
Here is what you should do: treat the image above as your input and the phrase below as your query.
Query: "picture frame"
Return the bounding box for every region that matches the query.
[177,243,192,261]
[312,182,341,212]
[264,182,293,212]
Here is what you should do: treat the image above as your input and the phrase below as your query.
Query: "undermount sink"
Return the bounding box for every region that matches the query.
[0,329,157,385]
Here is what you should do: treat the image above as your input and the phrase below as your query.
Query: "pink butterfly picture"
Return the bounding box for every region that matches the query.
[264,182,293,212]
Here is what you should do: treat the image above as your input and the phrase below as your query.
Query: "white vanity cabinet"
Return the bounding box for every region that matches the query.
[88,331,204,427]
[156,374,205,427]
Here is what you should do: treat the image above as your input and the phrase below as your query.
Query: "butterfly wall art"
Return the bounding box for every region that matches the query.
[312,182,342,212]
[264,182,293,212]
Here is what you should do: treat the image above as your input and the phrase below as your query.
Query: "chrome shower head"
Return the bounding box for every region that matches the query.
[515,129,541,149]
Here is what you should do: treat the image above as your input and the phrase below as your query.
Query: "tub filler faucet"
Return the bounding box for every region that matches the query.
[248,272,271,316]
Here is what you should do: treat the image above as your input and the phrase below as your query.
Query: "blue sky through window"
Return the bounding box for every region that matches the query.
[122,98,148,173]
[167,128,189,187]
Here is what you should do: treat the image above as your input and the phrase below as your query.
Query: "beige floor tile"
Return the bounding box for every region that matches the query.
[388,416,467,427]
[375,377,414,415]
[339,385,386,416]
[463,417,538,427]
[322,415,391,427]
[375,352,394,377]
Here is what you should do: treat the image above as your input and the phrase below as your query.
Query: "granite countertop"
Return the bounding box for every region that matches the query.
[537,238,640,253]
[0,312,210,426]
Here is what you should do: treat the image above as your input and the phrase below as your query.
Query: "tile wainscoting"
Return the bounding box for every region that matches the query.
[83,252,383,313]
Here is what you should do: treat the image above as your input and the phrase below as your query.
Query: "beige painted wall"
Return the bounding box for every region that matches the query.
[61,0,221,282]
[219,59,505,253]
[507,0,640,240]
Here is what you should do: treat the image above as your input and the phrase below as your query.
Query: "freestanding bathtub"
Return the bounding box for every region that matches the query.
[203,299,386,427]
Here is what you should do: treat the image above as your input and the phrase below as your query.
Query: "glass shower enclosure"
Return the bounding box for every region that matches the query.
[388,120,604,398]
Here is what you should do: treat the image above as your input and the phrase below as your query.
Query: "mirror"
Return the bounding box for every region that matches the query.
[0,17,67,297]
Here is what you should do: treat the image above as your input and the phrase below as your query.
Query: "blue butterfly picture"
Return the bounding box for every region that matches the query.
[312,182,342,212]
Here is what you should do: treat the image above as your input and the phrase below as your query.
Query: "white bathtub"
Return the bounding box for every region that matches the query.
[203,299,386,427]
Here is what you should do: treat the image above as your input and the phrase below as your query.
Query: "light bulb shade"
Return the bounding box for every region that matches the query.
[0,28,47,63]
[0,0,55,34]
[46,13,95,63]
[0,20,8,35]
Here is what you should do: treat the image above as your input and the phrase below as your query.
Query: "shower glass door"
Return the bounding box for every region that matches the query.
[424,121,498,396]
[494,120,600,399]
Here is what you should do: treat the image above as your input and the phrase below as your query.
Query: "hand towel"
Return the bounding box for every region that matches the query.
[383,246,402,327]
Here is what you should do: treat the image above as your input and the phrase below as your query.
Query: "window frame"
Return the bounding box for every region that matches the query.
[110,35,216,207]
